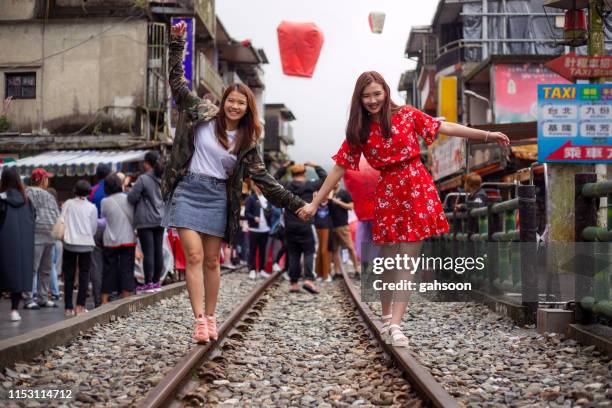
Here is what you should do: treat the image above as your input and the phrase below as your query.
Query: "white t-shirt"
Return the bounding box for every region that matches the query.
[189,120,237,179]
[249,194,270,233]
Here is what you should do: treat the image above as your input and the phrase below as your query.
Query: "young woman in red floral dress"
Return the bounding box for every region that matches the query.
[301,71,510,347]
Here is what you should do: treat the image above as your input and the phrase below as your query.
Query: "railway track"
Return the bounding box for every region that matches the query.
[139,271,458,408]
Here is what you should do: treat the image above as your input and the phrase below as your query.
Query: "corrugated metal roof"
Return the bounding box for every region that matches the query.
[1,150,147,177]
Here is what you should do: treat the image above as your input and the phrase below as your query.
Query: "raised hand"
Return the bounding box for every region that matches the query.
[171,21,187,38]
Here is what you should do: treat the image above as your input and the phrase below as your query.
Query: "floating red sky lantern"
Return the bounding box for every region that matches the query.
[368,12,386,34]
[277,21,324,78]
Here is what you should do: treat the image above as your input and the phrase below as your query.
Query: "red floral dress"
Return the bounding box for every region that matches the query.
[332,105,450,243]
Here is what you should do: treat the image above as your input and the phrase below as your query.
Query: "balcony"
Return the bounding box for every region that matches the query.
[198,52,223,100]
[148,1,216,39]
[279,124,295,146]
[194,0,215,40]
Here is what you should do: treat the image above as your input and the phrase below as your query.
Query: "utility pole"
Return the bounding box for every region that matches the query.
[588,0,605,67]
[545,0,608,241]
[588,0,608,227]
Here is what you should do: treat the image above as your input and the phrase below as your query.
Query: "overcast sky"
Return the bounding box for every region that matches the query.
[217,0,438,169]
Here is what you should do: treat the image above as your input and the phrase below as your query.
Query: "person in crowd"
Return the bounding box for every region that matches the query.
[24,168,60,309]
[101,174,136,304]
[275,161,327,294]
[329,182,361,278]
[90,164,111,215]
[245,182,272,280]
[0,167,35,321]
[161,21,306,344]
[47,187,62,301]
[269,204,288,279]
[235,193,250,266]
[61,180,98,316]
[89,163,112,308]
[314,190,334,283]
[462,172,489,208]
[300,71,509,347]
[128,151,164,293]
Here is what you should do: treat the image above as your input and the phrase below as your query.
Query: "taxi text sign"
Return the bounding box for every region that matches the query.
[538,84,612,163]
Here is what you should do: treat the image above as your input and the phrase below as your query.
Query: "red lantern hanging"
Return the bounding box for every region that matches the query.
[563,9,587,46]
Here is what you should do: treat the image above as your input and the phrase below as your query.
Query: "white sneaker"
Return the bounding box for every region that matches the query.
[325,276,333,283]
[316,277,323,282]
[259,270,271,279]
[282,272,290,281]
[10,310,21,321]
[272,263,281,273]
[249,270,257,280]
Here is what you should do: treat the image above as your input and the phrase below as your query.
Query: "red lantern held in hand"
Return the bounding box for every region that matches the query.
[343,159,380,221]
[277,21,324,78]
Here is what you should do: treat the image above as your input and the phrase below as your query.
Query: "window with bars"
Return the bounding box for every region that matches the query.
[146,23,167,111]
[5,72,36,99]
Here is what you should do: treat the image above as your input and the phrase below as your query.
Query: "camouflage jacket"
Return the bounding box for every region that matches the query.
[163,35,306,243]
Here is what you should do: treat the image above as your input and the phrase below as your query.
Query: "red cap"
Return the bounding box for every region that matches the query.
[30,168,53,183]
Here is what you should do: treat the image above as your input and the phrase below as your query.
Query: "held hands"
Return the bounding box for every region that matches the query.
[171,21,187,38]
[297,202,317,221]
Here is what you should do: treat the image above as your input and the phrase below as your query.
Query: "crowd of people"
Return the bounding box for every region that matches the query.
[238,160,361,293]
[0,151,361,324]
[0,150,169,321]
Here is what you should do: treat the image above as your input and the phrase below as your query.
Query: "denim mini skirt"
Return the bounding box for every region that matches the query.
[161,172,227,238]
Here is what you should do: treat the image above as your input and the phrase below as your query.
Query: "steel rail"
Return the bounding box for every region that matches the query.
[138,271,280,408]
[340,271,459,408]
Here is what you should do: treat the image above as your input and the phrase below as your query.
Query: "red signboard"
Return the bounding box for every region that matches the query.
[494,63,569,124]
[545,140,612,161]
[545,53,612,82]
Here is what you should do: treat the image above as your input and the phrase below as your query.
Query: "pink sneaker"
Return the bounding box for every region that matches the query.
[206,315,218,340]
[193,317,209,344]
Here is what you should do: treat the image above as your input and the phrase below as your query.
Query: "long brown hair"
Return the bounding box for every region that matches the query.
[0,166,27,201]
[215,83,262,154]
[346,71,400,146]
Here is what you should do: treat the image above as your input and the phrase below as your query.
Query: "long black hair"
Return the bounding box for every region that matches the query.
[0,167,27,201]
[144,151,163,178]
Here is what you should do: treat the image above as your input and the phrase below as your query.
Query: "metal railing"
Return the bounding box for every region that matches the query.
[426,163,542,320]
[575,173,612,322]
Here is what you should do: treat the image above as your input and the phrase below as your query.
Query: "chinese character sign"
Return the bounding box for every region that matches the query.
[538,84,612,163]
[170,17,195,90]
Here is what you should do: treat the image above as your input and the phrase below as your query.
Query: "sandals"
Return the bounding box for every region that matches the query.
[206,315,218,341]
[388,324,410,347]
[380,314,393,340]
[302,283,319,295]
[193,317,209,344]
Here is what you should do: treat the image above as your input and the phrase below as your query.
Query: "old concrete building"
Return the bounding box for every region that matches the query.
[0,0,267,151]
[263,103,295,171]
[0,0,270,197]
